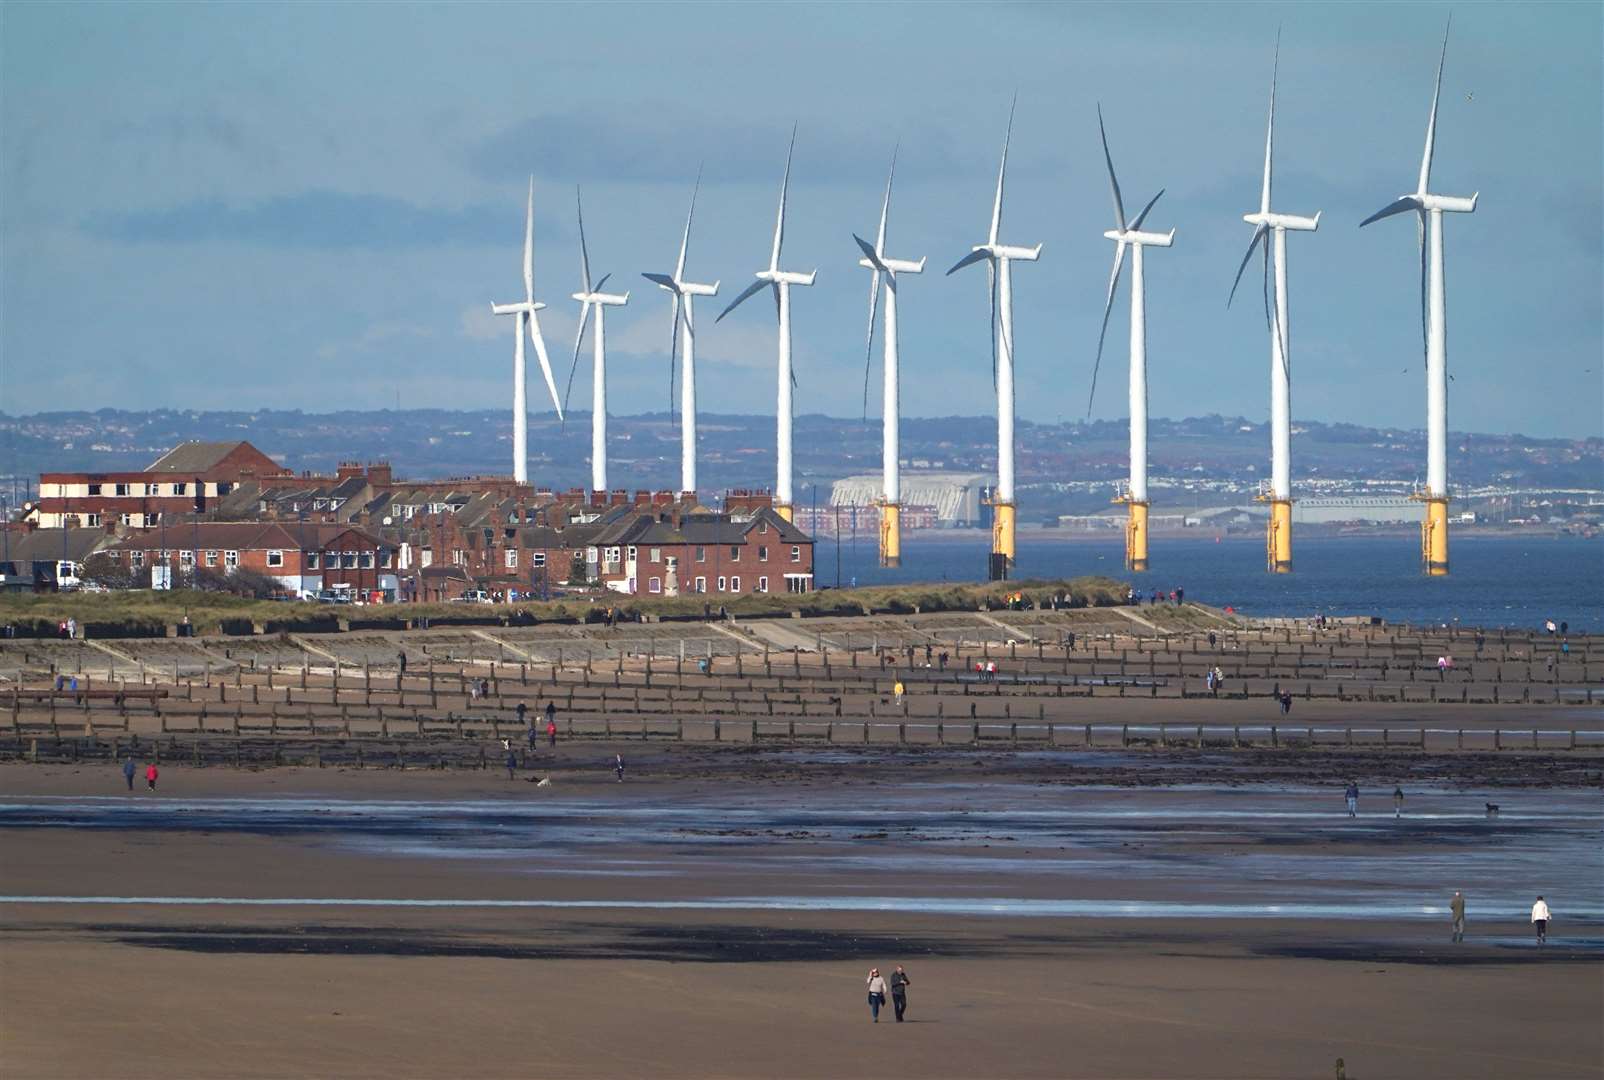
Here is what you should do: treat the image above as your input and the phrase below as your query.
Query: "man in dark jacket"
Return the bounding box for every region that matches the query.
[889,965,911,1021]
[121,757,137,791]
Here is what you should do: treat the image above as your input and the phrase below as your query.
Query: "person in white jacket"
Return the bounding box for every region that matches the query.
[1531,896,1551,945]
[865,968,889,1022]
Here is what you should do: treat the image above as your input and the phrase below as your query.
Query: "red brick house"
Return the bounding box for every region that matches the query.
[36,441,286,529]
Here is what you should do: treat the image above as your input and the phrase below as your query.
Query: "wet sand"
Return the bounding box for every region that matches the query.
[3,761,1600,1079]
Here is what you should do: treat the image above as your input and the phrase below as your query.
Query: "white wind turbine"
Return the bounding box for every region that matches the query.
[490,177,564,484]
[853,145,926,569]
[562,187,629,494]
[1228,36,1320,574]
[946,100,1041,580]
[643,171,719,496]
[1360,16,1476,576]
[1087,105,1173,574]
[717,126,816,523]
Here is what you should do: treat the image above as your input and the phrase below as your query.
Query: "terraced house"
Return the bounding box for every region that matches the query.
[104,522,398,599]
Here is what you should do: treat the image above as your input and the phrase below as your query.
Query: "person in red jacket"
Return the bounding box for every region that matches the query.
[145,763,159,792]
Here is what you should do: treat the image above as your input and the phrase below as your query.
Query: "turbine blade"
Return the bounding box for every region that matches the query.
[641,272,677,289]
[669,293,681,429]
[946,248,989,276]
[990,96,1015,246]
[527,310,563,421]
[988,259,998,391]
[1097,103,1126,231]
[1359,195,1421,228]
[717,278,767,323]
[1262,32,1279,216]
[1130,188,1165,231]
[1228,225,1268,309]
[1420,13,1451,195]
[1087,242,1126,418]
[862,262,881,423]
[772,124,796,271]
[876,142,897,255]
[562,301,594,429]
[523,176,535,302]
[1269,246,1289,384]
[576,186,592,292]
[853,233,887,273]
[593,273,611,293]
[677,165,701,282]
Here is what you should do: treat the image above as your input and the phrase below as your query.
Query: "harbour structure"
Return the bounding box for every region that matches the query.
[852,145,926,567]
[489,177,564,484]
[1088,105,1174,573]
[1360,17,1477,575]
[564,187,630,494]
[1229,37,1321,574]
[718,125,817,524]
[946,100,1041,580]
[642,170,719,496]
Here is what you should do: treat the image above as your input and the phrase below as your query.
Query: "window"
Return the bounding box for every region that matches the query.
[532,552,546,567]
[758,545,768,562]
[665,555,677,571]
[224,550,238,569]
[787,576,808,594]
[649,576,662,593]
[694,576,707,594]
[205,550,219,568]
[359,552,374,569]
[420,549,433,568]
[694,545,706,563]
[757,519,769,534]
[307,553,320,569]
[505,549,518,569]
[757,576,768,593]
[119,513,132,526]
[266,550,284,568]
[380,549,392,568]
[173,482,187,496]
[717,576,727,592]
[130,550,145,568]
[627,545,637,561]
[729,545,740,562]
[87,483,102,496]
[790,546,801,562]
[649,547,661,563]
[453,550,464,566]
[84,513,100,527]
[730,576,741,593]
[342,552,357,569]
[116,483,131,496]
[217,482,233,496]
[179,550,194,568]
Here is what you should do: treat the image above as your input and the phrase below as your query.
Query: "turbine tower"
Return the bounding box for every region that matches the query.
[563,187,629,494]
[490,177,564,483]
[643,171,719,496]
[946,100,1041,581]
[717,126,816,523]
[1088,106,1173,573]
[1360,17,1476,576]
[853,145,925,568]
[1229,37,1320,574]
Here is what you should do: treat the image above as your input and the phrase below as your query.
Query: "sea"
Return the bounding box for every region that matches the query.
[815,533,1603,633]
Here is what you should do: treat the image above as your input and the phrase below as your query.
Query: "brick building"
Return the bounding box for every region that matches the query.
[35,441,286,529]
[104,522,396,598]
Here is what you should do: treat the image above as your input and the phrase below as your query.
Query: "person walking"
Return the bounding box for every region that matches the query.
[1279,691,1292,716]
[1344,781,1359,818]
[145,762,159,792]
[889,965,911,1022]
[121,757,137,791]
[505,747,518,781]
[547,718,558,748]
[865,968,889,1023]
[1450,890,1466,943]
[893,679,905,707]
[1393,786,1405,818]
[1531,896,1551,945]
[397,650,407,676]
[516,701,528,729]
[614,753,625,783]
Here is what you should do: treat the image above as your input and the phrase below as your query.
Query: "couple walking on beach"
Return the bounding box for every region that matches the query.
[865,965,910,1023]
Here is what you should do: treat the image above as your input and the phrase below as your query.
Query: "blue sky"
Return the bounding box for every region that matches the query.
[3,1,1600,439]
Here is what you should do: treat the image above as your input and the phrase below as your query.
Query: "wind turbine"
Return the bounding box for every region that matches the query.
[717,126,816,524]
[490,177,563,484]
[1088,105,1173,574]
[853,145,925,568]
[643,171,719,496]
[563,187,629,494]
[1229,37,1320,574]
[1360,16,1476,576]
[946,100,1041,581]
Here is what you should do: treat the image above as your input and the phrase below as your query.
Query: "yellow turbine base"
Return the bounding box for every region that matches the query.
[775,503,793,524]
[992,502,1016,564]
[879,503,901,568]
[1126,501,1149,573]
[1422,496,1450,576]
[1267,499,1293,574]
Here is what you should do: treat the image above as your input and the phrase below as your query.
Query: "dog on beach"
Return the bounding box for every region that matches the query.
[1485,802,1500,818]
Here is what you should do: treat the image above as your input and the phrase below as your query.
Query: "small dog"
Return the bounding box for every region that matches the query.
[1485,803,1500,818]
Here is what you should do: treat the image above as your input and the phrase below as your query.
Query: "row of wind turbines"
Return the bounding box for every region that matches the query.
[489,22,1475,578]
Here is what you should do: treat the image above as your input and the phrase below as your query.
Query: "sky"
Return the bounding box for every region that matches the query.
[2,1,1601,439]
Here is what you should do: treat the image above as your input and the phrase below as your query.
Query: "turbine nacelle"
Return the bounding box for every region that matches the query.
[757,269,817,288]
[858,255,925,275]
[678,280,720,297]
[1243,211,1320,232]
[490,300,547,315]
[979,242,1043,262]
[1419,192,1478,213]
[573,290,630,307]
[1102,229,1174,248]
